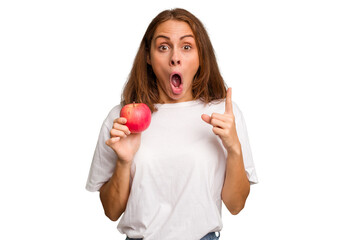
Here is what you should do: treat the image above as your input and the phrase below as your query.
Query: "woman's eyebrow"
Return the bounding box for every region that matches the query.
[154,34,194,41]
[154,35,170,41]
[180,34,194,40]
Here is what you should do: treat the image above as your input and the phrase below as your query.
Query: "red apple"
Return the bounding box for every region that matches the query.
[120,102,151,133]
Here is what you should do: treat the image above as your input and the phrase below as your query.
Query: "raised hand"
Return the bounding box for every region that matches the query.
[106,117,141,164]
[201,87,241,154]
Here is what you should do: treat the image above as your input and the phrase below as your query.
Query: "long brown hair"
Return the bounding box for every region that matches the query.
[120,8,227,113]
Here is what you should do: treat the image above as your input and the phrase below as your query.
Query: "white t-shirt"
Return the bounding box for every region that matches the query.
[86,98,258,240]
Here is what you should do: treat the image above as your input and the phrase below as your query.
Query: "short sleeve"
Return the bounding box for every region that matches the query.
[232,102,259,185]
[85,106,121,192]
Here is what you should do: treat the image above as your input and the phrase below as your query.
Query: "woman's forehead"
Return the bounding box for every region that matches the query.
[153,20,195,40]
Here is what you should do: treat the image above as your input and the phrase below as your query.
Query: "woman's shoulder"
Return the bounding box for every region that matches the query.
[206,98,242,114]
[103,104,122,128]
[108,104,122,116]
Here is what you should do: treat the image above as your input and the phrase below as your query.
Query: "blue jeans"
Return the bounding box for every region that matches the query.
[126,231,220,240]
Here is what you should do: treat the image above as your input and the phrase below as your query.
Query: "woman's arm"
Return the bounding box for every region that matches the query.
[100,117,141,221]
[201,88,251,215]
[221,144,250,215]
[99,160,131,221]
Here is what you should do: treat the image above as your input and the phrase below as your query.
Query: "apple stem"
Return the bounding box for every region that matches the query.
[133,101,135,107]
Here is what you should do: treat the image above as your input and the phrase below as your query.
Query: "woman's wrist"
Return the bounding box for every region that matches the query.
[227,141,242,157]
[116,159,132,170]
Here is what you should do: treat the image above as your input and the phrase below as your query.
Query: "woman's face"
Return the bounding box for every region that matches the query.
[148,20,199,103]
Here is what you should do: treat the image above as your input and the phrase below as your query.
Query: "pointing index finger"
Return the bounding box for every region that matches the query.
[225,87,233,114]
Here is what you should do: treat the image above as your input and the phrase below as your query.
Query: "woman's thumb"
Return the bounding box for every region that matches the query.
[201,114,211,124]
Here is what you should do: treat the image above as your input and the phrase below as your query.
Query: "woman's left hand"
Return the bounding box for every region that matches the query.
[201,87,241,154]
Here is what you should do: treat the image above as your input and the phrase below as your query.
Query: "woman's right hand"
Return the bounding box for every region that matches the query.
[105,117,141,164]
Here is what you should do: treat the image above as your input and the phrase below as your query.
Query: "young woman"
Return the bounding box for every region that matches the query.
[86,8,258,240]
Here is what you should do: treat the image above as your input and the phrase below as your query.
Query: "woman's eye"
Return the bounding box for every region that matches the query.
[159,45,169,51]
[183,45,192,50]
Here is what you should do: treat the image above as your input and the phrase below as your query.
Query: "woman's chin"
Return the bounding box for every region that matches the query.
[159,84,192,103]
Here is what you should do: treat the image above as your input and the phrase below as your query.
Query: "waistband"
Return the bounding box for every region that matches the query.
[126,231,220,240]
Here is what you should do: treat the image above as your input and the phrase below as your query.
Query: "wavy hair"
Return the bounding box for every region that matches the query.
[120,8,227,112]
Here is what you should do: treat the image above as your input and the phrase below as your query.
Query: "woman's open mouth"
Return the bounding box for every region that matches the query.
[170,72,183,95]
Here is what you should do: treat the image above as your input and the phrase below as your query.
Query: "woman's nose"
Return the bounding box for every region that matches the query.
[170,50,181,66]
[171,59,181,66]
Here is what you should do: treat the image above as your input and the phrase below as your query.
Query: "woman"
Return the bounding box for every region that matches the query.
[86,8,258,240]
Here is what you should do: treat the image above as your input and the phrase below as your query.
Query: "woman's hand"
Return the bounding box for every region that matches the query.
[201,88,241,154]
[106,117,141,164]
